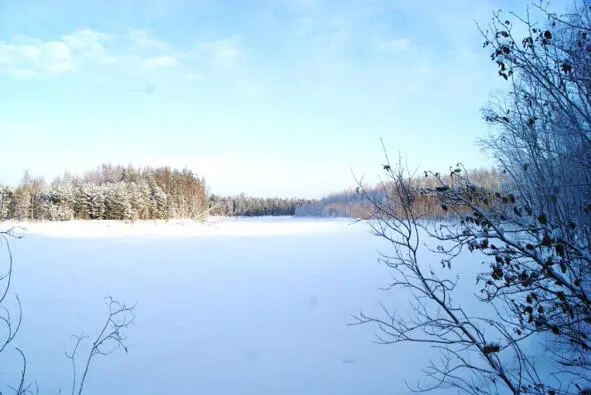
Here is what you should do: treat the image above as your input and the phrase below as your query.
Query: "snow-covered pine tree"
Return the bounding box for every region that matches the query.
[104,182,133,220]
[73,183,91,220]
[126,182,141,221]
[136,180,152,220]
[46,183,75,221]
[0,186,13,220]
[150,185,167,220]
[88,184,106,220]
[10,185,31,221]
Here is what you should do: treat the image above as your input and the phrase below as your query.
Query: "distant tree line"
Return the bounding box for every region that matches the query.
[296,167,505,218]
[209,194,314,216]
[0,164,208,221]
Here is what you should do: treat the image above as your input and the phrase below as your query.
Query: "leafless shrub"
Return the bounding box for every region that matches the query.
[66,298,135,395]
[0,226,135,394]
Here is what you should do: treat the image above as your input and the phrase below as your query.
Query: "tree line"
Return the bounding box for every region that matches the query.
[296,167,504,218]
[0,164,208,221]
[0,164,316,221]
[209,194,314,216]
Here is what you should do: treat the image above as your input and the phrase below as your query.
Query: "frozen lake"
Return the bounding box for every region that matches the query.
[0,217,484,394]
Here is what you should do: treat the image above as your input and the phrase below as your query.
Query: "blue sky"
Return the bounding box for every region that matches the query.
[0,0,517,198]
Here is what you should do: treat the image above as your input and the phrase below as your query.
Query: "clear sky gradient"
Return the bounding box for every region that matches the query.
[0,0,519,198]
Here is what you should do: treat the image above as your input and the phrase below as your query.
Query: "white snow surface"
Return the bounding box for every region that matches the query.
[2,216,352,238]
[0,217,546,394]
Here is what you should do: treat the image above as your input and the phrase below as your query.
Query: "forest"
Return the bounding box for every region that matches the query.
[0,164,315,221]
[209,194,314,217]
[0,164,208,221]
[0,164,506,222]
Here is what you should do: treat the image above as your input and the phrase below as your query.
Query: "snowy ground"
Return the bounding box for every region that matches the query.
[3,216,354,238]
[0,217,522,394]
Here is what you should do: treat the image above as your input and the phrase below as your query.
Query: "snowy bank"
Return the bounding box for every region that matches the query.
[0,217,360,238]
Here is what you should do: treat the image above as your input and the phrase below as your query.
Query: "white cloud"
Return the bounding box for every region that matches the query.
[0,29,189,78]
[63,29,112,60]
[0,30,115,78]
[41,42,73,73]
[0,44,35,65]
[0,28,247,79]
[143,55,179,69]
[0,38,74,78]
[128,29,169,51]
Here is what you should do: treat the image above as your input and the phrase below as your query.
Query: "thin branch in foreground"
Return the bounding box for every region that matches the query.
[65,297,135,395]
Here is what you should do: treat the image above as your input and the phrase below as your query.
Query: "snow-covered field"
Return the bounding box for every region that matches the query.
[0,217,501,394]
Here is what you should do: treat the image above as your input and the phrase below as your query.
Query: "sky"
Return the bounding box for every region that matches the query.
[0,0,520,198]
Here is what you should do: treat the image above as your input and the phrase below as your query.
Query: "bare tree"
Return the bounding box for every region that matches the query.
[353,159,550,395]
[66,298,135,395]
[476,0,591,381]
[480,0,591,231]
[0,227,30,394]
[0,227,135,394]
[354,1,590,393]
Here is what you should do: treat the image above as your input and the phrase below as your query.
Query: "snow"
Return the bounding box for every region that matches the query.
[2,217,354,238]
[0,217,545,394]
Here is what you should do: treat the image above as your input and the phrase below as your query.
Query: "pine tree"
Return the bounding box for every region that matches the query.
[73,183,91,220]
[104,182,133,220]
[150,185,167,220]
[0,187,13,220]
[88,184,106,220]
[52,183,75,221]
[136,180,152,220]
[10,186,31,221]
